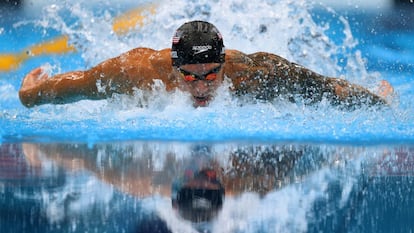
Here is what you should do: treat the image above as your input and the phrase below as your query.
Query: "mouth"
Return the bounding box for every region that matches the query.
[193,96,210,107]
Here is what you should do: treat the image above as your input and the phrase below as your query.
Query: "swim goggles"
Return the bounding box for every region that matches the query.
[177,64,222,82]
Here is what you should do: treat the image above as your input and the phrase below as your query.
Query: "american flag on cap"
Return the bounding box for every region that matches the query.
[172,36,180,44]
[172,30,183,44]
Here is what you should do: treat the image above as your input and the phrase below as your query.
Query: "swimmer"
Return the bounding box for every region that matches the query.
[19,20,393,109]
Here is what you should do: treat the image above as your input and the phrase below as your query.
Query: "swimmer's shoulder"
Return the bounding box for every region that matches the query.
[225,49,253,65]
[118,47,172,69]
[225,49,291,66]
[122,47,171,59]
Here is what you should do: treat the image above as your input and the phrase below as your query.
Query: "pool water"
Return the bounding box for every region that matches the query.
[1,142,414,233]
[1,0,414,232]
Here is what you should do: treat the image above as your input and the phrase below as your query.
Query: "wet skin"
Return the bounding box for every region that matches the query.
[173,63,224,107]
[18,48,392,109]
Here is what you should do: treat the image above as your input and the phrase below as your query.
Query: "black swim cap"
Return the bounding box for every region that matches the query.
[171,21,225,66]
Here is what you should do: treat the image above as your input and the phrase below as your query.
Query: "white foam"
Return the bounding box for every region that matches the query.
[1,1,412,232]
[315,0,392,10]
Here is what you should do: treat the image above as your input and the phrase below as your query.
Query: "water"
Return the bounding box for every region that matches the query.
[1,0,413,143]
[0,0,414,232]
[1,142,414,233]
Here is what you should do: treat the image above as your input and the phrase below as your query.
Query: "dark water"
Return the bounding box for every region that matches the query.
[1,142,414,233]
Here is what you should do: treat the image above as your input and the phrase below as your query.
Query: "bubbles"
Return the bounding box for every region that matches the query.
[0,3,413,233]
[44,4,60,13]
[0,0,413,143]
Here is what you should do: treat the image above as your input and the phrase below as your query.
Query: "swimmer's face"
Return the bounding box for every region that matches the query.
[174,63,224,107]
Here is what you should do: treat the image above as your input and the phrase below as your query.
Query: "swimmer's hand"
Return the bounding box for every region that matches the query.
[21,67,49,91]
[19,67,49,107]
[377,80,394,105]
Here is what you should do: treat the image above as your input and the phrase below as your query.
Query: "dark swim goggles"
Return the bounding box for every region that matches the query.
[178,64,222,82]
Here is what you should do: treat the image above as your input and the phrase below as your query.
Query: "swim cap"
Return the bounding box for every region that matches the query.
[171,21,225,66]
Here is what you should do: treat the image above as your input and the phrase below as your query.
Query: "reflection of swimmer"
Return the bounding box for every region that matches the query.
[0,143,115,217]
[19,21,393,109]
[0,143,64,185]
[0,144,29,180]
[22,142,305,226]
[366,146,414,176]
[172,168,225,223]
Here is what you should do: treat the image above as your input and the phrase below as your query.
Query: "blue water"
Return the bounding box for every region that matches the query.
[1,1,414,232]
[0,0,413,144]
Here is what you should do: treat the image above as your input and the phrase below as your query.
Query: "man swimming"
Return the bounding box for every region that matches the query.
[19,20,393,109]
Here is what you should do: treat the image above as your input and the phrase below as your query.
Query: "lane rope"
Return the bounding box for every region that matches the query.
[0,3,157,72]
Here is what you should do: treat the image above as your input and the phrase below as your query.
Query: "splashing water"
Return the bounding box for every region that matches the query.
[1,0,413,143]
[1,3,414,231]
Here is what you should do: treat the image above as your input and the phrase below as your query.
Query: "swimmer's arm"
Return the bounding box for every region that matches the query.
[22,143,172,197]
[18,58,128,108]
[242,52,393,108]
[324,77,392,107]
[19,48,163,108]
[288,64,393,108]
[18,67,104,107]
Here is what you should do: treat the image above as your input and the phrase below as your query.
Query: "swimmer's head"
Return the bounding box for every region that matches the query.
[171,21,226,107]
[171,168,225,223]
[171,20,225,67]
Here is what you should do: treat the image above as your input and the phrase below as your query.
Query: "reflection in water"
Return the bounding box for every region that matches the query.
[172,168,225,223]
[1,142,414,232]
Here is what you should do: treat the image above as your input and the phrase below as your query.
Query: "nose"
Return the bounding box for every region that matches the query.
[193,81,210,95]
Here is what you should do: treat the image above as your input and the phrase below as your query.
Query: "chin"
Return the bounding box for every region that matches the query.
[193,97,210,107]
[193,101,208,107]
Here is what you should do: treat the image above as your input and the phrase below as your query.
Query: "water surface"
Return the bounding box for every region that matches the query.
[0,0,413,232]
